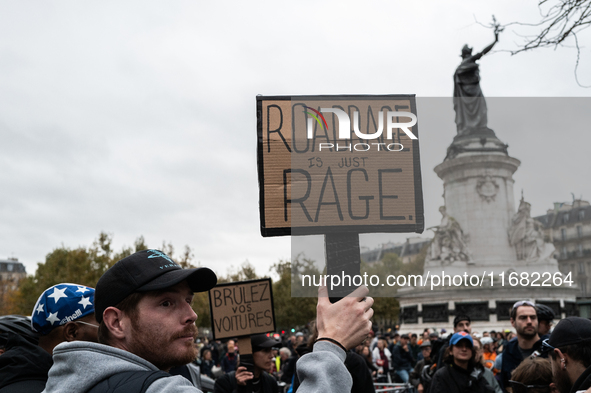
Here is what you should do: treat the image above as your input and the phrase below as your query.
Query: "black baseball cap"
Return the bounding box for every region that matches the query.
[420,340,432,348]
[453,314,471,328]
[544,317,591,351]
[95,249,217,323]
[251,334,280,352]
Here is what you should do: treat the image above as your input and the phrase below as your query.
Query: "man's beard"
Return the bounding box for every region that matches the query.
[516,325,537,340]
[128,319,197,370]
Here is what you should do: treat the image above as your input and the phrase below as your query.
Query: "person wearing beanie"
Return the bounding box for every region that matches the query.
[542,316,591,393]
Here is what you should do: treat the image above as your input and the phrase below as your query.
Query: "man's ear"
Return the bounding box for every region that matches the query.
[63,322,79,342]
[103,307,127,340]
[554,348,567,368]
[510,318,515,328]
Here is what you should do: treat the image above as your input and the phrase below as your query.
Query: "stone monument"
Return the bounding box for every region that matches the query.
[398,28,578,332]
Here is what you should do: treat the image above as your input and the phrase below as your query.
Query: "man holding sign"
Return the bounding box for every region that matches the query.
[214,334,279,393]
[43,249,218,393]
[42,250,373,393]
[296,285,374,393]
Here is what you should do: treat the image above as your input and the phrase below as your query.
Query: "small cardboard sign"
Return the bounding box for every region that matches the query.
[208,278,275,340]
[256,95,424,237]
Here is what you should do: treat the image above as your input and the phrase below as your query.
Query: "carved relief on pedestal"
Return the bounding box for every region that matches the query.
[508,197,551,261]
[428,206,472,265]
[476,175,499,203]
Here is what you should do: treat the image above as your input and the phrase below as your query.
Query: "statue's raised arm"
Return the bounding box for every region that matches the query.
[453,25,501,136]
[469,31,499,62]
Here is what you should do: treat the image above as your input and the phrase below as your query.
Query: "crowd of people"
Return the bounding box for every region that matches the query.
[1,249,591,393]
[0,249,373,393]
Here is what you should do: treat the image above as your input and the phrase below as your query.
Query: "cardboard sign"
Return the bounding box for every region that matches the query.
[256,95,424,237]
[208,278,275,340]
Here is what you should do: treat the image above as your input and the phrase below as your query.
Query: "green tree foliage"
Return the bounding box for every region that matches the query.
[218,261,260,284]
[359,243,428,331]
[7,233,201,320]
[270,260,317,331]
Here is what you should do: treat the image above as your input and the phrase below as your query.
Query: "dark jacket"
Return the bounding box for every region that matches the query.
[410,343,421,363]
[435,338,450,371]
[391,343,414,370]
[411,358,433,390]
[221,352,238,373]
[571,364,591,393]
[429,362,495,393]
[498,338,544,393]
[345,352,376,393]
[0,333,53,393]
[280,355,297,384]
[200,359,216,379]
[213,371,278,393]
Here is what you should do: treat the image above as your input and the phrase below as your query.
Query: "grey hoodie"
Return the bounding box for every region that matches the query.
[42,341,199,393]
[43,340,351,393]
[296,341,352,393]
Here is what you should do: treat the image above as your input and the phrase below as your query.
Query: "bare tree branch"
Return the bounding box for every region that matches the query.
[481,1,591,87]
[504,0,591,54]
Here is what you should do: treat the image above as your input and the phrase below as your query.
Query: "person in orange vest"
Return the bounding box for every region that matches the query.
[480,337,497,374]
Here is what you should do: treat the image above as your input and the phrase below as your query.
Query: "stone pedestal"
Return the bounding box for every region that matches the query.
[433,153,520,271]
[398,134,578,333]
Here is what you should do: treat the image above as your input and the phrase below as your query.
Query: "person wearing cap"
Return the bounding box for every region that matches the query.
[535,304,555,339]
[0,283,96,393]
[410,340,433,393]
[391,333,415,383]
[213,334,279,393]
[43,249,218,393]
[434,314,472,371]
[499,300,545,393]
[41,251,373,393]
[430,331,495,393]
[543,316,591,393]
[472,338,502,393]
[32,284,98,355]
[480,337,497,373]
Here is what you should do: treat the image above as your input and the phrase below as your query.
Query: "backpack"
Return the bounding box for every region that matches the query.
[86,370,171,393]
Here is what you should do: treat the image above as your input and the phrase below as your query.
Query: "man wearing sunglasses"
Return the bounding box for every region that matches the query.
[543,316,591,393]
[499,300,545,393]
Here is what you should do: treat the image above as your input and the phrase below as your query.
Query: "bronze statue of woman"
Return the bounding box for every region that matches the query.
[453,29,499,136]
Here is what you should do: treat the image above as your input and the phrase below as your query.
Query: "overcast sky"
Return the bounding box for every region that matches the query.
[1,1,589,279]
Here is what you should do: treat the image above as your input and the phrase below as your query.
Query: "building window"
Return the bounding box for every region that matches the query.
[578,226,583,238]
[580,280,588,296]
[562,247,568,259]
[6,264,13,272]
[579,210,585,220]
[564,213,570,223]
[579,244,584,257]
[562,228,567,241]
[579,262,585,273]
